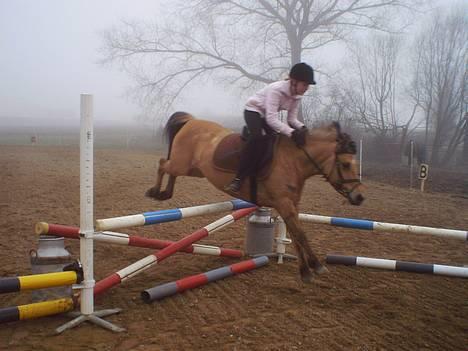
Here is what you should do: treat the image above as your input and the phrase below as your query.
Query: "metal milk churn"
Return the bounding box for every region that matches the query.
[30,235,73,302]
[245,207,275,256]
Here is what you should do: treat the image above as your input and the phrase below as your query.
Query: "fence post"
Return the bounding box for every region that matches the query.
[359,139,363,181]
[409,140,414,189]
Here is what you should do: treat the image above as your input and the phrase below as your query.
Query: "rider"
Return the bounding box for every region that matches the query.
[225,62,316,194]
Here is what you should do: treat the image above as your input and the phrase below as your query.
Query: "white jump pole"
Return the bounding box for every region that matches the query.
[80,93,94,316]
[56,94,123,334]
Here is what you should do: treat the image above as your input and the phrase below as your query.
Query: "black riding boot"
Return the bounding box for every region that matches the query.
[224,110,265,194]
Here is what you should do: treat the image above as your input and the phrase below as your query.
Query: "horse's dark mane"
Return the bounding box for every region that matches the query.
[327,121,357,154]
[309,121,340,141]
[309,122,356,154]
[336,133,357,154]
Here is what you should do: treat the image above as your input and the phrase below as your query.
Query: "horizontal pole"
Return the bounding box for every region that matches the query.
[0,271,80,294]
[299,214,467,241]
[141,256,269,303]
[94,207,256,297]
[95,199,255,231]
[326,255,468,278]
[0,298,75,324]
[36,222,243,258]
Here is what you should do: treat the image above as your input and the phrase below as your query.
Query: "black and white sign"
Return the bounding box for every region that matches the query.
[418,163,429,180]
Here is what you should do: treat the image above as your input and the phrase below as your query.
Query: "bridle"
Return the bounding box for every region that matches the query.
[300,146,361,200]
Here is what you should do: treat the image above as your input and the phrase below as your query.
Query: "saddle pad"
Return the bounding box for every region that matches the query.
[212,133,243,173]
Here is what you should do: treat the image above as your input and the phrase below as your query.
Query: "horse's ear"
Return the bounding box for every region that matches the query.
[337,133,357,154]
[331,121,341,135]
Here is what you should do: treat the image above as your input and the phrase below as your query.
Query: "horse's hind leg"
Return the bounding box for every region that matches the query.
[145,158,177,200]
[146,174,176,201]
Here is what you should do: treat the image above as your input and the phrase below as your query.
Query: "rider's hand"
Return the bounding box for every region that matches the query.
[291,127,307,147]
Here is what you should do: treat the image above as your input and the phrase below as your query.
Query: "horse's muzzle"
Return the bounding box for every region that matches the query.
[349,191,364,206]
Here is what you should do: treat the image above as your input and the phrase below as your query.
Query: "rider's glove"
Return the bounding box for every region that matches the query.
[291,127,307,147]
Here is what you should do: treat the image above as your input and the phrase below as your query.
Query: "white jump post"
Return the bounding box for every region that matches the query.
[410,140,414,189]
[56,94,123,334]
[274,217,295,264]
[359,138,363,181]
[81,92,94,317]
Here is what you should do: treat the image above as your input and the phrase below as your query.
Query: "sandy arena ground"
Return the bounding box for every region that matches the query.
[0,145,467,351]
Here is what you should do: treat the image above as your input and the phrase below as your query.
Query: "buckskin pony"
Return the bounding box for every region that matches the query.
[146,112,364,282]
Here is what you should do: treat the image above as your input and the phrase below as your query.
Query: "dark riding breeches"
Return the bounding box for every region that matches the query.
[236,110,275,180]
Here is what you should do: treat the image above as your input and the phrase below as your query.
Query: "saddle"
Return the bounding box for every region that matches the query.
[213,131,278,180]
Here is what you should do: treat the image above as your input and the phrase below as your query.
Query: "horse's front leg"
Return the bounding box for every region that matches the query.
[287,215,329,276]
[145,158,177,200]
[276,202,327,283]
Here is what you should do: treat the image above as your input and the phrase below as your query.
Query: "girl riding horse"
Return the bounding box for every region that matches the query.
[145,112,364,283]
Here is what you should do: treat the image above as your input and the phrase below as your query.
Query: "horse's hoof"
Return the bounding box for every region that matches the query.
[145,189,172,201]
[145,188,156,199]
[314,265,329,275]
[157,191,172,200]
[300,269,313,284]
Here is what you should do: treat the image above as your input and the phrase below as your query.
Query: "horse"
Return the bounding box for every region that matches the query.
[146,112,364,282]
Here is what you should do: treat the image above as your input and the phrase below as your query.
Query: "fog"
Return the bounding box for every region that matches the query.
[0,0,236,130]
[0,0,460,132]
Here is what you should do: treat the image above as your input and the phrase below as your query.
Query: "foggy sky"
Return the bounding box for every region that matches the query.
[0,0,235,128]
[0,0,454,128]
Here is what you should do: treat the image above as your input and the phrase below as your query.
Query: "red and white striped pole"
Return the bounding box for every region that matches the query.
[94,207,256,296]
[36,222,243,258]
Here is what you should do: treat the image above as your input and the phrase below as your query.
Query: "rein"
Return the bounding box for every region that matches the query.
[300,147,361,199]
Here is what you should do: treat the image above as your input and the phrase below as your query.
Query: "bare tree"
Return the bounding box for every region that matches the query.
[326,33,430,162]
[303,83,360,129]
[101,0,420,123]
[342,34,404,138]
[411,5,467,166]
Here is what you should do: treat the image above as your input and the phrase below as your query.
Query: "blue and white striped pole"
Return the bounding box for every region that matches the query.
[299,214,467,241]
[96,199,254,231]
[326,255,468,278]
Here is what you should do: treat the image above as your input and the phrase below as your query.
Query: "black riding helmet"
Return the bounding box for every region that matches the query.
[289,63,316,85]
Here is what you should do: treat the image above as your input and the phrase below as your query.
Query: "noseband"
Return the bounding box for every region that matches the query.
[300,147,361,199]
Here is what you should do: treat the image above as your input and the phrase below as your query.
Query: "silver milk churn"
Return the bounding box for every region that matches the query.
[245,207,275,256]
[30,235,73,302]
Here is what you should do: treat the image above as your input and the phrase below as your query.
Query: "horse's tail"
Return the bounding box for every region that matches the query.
[165,111,194,159]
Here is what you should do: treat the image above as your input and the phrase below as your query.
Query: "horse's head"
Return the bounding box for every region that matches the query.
[303,122,364,206]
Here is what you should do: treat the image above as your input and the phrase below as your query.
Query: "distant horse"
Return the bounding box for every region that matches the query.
[146,112,364,282]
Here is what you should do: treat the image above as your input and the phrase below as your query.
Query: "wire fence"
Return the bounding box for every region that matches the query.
[358,140,468,195]
[0,127,164,150]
